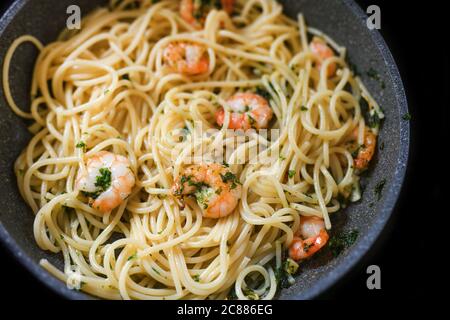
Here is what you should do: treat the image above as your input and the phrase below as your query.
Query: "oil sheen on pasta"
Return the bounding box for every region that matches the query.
[2,0,384,300]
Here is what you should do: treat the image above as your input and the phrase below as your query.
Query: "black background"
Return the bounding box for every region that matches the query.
[0,0,445,302]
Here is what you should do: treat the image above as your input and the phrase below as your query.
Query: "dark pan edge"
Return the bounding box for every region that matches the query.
[0,0,410,300]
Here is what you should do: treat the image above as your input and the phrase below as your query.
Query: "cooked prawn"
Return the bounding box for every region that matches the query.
[163,42,209,75]
[352,126,377,170]
[181,0,235,29]
[216,92,273,130]
[289,216,329,261]
[310,36,336,77]
[76,151,135,213]
[172,163,241,218]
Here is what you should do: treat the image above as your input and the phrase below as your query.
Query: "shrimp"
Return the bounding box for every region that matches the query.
[181,0,235,29]
[76,151,135,213]
[310,36,337,77]
[351,126,377,170]
[216,92,273,130]
[172,163,241,218]
[289,216,329,261]
[163,42,209,75]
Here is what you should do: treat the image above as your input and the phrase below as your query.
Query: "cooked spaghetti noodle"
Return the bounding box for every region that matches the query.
[3,0,384,300]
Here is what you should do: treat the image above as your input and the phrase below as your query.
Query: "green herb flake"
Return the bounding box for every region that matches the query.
[255,87,271,101]
[300,106,308,111]
[193,274,200,282]
[402,113,411,121]
[275,254,296,289]
[220,172,240,185]
[152,267,161,275]
[367,68,378,79]
[127,253,137,261]
[288,170,295,178]
[195,187,214,210]
[243,288,259,300]
[346,57,360,76]
[95,168,112,191]
[284,258,299,275]
[227,287,238,300]
[366,68,385,89]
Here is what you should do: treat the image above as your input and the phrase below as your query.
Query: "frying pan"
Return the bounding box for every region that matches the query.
[0,0,409,299]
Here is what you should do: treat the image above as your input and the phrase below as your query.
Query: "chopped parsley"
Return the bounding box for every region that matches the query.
[247,113,256,126]
[303,242,314,253]
[192,0,223,20]
[275,255,298,289]
[81,190,102,199]
[95,168,112,191]
[279,155,286,161]
[346,56,360,76]
[75,141,87,152]
[195,187,214,209]
[193,274,200,282]
[337,193,349,208]
[255,87,271,101]
[300,106,308,111]
[220,171,240,189]
[327,230,359,257]
[227,287,238,300]
[366,68,385,89]
[374,179,386,201]
[123,1,140,10]
[402,113,411,121]
[127,253,137,261]
[367,111,381,129]
[288,170,295,178]
[152,267,161,275]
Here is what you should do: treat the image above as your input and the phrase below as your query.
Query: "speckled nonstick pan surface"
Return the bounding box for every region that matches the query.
[0,0,409,300]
